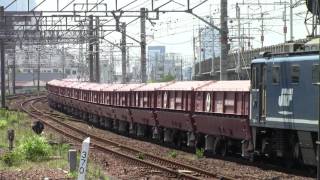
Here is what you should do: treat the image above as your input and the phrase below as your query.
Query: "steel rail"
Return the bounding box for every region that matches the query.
[21,96,236,180]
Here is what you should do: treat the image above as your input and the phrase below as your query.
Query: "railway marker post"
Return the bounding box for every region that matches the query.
[77,137,90,180]
[68,149,77,172]
[7,129,14,151]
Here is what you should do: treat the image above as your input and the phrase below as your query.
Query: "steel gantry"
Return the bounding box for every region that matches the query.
[0,0,226,107]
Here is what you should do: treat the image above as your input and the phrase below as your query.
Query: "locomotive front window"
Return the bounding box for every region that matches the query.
[312,64,319,83]
[272,66,280,84]
[291,65,300,84]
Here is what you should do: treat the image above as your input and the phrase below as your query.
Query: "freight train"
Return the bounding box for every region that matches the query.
[47,49,320,166]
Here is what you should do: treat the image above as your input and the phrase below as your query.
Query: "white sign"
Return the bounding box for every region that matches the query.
[77,137,90,180]
[278,88,293,115]
[278,88,293,107]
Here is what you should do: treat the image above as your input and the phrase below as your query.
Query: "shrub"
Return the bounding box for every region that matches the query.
[7,112,19,124]
[52,143,70,157]
[0,108,6,118]
[196,148,204,159]
[168,150,177,158]
[67,171,78,178]
[1,151,23,166]
[0,120,7,129]
[137,152,145,160]
[17,135,52,161]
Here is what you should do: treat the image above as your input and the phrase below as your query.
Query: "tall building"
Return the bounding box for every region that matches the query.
[147,46,165,81]
[165,53,182,80]
[199,26,221,60]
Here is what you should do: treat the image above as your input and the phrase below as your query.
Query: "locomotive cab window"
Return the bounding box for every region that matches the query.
[272,65,280,84]
[312,64,319,83]
[291,65,300,84]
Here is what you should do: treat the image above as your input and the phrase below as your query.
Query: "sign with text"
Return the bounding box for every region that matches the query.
[77,137,90,180]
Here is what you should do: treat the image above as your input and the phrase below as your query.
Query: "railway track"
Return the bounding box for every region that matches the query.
[21,96,236,180]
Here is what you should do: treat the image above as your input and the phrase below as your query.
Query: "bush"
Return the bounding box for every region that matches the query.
[0,120,7,129]
[1,151,23,166]
[7,112,19,124]
[17,135,52,161]
[0,108,6,118]
[67,171,78,178]
[196,148,204,159]
[137,152,145,160]
[168,150,177,158]
[52,143,70,157]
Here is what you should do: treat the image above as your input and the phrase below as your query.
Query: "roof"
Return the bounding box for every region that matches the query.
[16,80,47,87]
[158,81,213,91]
[16,72,63,82]
[252,53,319,64]
[196,80,250,92]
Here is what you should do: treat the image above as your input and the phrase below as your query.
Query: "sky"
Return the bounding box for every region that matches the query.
[0,0,36,11]
[0,0,316,59]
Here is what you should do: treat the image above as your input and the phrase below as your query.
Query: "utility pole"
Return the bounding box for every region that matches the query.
[236,3,241,76]
[95,17,100,83]
[211,18,215,75]
[220,0,228,80]
[283,3,287,43]
[12,47,15,95]
[127,47,130,81]
[6,54,10,95]
[261,12,264,48]
[62,46,65,79]
[37,47,40,93]
[192,37,196,79]
[110,46,114,83]
[0,6,5,108]
[88,15,94,82]
[290,0,294,41]
[140,8,147,83]
[198,26,202,76]
[180,57,183,81]
[121,22,127,84]
[0,40,4,108]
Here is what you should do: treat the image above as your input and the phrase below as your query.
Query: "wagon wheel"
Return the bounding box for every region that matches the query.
[293,141,301,161]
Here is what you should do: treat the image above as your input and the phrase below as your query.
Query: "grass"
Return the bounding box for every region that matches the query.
[0,108,109,179]
[137,152,145,160]
[168,150,178,158]
[17,135,52,162]
[195,148,205,159]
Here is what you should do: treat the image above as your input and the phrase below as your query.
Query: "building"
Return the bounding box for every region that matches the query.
[165,53,183,80]
[182,66,192,81]
[147,46,165,81]
[199,26,221,61]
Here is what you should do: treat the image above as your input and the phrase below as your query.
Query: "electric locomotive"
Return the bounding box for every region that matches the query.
[250,49,319,166]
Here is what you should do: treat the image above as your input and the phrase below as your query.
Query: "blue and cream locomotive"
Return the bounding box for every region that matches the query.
[250,45,319,166]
